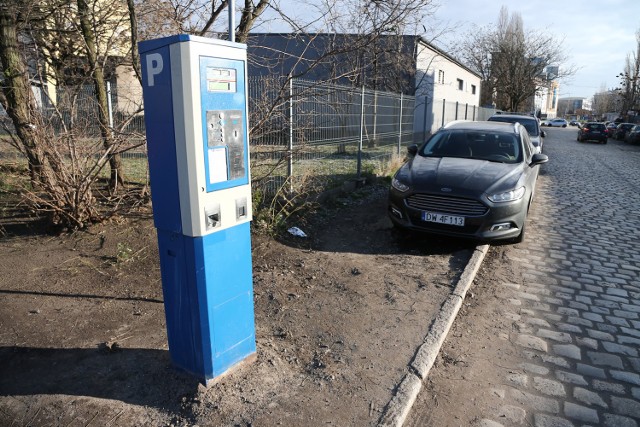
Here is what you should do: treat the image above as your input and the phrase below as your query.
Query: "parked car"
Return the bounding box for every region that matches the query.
[577,122,608,143]
[487,113,546,153]
[388,121,548,243]
[611,123,635,140]
[569,120,581,126]
[625,125,640,144]
[543,118,568,127]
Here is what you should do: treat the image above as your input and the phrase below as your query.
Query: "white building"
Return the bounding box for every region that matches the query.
[413,40,482,139]
[557,97,592,117]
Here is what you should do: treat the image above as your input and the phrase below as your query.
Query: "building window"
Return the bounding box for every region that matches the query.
[438,70,445,84]
[471,84,477,95]
[457,79,464,91]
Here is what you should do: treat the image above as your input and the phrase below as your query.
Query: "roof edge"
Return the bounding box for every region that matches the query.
[416,36,482,79]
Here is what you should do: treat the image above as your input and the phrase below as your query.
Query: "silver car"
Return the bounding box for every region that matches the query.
[488,113,546,153]
[544,118,568,127]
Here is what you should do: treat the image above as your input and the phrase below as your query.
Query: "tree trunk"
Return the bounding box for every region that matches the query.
[77,0,125,193]
[126,0,141,85]
[1,3,99,229]
[0,5,44,184]
[236,0,269,43]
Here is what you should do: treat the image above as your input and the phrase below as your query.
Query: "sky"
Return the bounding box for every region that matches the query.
[263,0,640,100]
[427,0,640,99]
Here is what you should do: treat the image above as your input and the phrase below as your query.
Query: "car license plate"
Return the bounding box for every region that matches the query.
[422,211,465,226]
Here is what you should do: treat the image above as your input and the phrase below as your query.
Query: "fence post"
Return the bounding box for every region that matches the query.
[106,81,114,128]
[373,89,378,144]
[441,99,446,127]
[357,85,365,179]
[423,96,429,139]
[288,77,294,193]
[397,93,403,155]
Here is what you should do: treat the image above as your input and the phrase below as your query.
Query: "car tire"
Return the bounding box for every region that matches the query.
[512,221,526,244]
[562,125,567,128]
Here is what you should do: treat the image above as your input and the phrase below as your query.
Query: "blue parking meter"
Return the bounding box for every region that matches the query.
[139,35,255,383]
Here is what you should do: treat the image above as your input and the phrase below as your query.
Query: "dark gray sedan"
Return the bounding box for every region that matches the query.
[388,121,548,243]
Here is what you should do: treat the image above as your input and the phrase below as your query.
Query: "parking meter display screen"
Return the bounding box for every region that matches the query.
[206,67,236,92]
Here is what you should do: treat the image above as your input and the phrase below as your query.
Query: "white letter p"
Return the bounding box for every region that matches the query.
[146,53,164,87]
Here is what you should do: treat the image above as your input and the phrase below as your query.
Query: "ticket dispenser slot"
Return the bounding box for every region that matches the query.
[205,204,221,230]
[236,197,248,221]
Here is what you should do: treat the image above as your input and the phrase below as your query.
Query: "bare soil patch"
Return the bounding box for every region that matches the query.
[0,183,477,426]
[405,244,528,426]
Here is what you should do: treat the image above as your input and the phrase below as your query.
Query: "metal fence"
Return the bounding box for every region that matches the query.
[1,79,498,196]
[1,79,416,194]
[413,97,494,142]
[248,77,415,193]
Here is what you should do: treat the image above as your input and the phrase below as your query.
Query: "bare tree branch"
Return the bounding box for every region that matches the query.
[458,6,574,112]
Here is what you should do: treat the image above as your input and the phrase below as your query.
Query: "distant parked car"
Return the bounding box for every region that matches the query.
[577,122,607,144]
[569,120,580,126]
[544,118,568,127]
[612,123,635,140]
[624,125,640,144]
[487,113,546,153]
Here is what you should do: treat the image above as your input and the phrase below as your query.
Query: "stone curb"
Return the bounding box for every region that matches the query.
[377,243,490,427]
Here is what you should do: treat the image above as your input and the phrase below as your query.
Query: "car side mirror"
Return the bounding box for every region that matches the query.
[540,130,546,138]
[530,153,549,166]
[407,144,419,156]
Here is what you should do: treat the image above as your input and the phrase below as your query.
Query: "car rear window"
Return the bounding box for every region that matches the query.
[587,124,605,130]
[488,116,539,136]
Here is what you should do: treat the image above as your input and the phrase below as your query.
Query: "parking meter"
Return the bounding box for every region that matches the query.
[139,35,255,382]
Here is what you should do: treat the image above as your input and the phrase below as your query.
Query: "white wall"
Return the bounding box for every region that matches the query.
[413,41,481,139]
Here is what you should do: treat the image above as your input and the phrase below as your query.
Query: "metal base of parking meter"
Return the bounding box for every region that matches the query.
[139,35,256,383]
[157,224,255,381]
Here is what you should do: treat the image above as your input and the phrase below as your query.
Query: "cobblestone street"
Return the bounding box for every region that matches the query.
[409,127,640,426]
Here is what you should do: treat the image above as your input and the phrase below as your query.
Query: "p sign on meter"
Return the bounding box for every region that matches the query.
[139,35,255,383]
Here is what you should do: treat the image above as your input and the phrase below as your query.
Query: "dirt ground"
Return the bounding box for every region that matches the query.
[407,244,525,426]
[0,182,483,426]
